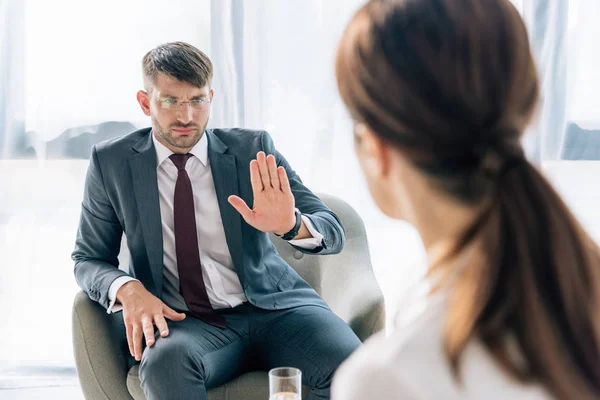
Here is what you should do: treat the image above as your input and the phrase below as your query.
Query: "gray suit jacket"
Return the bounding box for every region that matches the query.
[72,127,345,312]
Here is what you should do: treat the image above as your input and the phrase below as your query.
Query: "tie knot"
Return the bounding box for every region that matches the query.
[169,153,193,170]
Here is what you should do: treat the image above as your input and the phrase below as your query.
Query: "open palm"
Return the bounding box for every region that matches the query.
[228,151,296,235]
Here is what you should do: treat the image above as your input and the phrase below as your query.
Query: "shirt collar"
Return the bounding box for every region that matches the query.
[152,130,208,168]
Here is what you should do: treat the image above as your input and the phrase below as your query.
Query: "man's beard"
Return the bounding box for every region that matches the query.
[151,115,208,149]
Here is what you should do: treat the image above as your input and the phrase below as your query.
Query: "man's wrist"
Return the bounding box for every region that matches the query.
[275,213,297,236]
[276,209,303,240]
[116,280,142,304]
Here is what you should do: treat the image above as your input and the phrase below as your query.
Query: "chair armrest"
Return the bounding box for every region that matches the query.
[318,232,386,342]
[72,290,133,399]
[276,193,387,342]
[343,270,386,341]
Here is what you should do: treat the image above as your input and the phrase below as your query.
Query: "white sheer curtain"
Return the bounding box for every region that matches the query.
[536,0,600,243]
[565,0,600,126]
[209,0,427,325]
[210,0,362,188]
[23,0,211,155]
[520,0,568,162]
[0,0,211,377]
[523,0,600,161]
[0,0,24,159]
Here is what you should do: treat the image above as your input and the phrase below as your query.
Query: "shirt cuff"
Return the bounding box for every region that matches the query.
[287,214,324,249]
[107,276,139,314]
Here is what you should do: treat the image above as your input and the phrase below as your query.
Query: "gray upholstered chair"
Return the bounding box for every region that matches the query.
[72,193,385,400]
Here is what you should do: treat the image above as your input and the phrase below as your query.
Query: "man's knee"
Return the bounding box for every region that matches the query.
[328,328,362,368]
[314,334,361,391]
[138,336,204,385]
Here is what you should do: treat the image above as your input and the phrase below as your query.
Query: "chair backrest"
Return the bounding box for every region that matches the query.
[268,193,382,326]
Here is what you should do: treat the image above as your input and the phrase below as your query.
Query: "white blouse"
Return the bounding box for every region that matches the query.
[332,281,552,400]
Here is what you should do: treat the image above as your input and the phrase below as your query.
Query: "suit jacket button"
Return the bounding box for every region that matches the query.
[293,251,303,260]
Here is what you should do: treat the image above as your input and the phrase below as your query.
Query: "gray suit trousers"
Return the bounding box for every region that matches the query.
[110,303,361,400]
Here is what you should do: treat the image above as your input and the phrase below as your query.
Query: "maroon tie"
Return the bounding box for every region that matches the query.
[170,153,226,328]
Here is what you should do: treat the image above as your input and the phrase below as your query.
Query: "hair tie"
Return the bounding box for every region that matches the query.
[481,146,525,179]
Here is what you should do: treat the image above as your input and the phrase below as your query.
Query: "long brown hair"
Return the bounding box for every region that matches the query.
[336,0,600,398]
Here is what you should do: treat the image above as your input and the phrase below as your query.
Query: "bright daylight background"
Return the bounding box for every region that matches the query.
[0,0,598,396]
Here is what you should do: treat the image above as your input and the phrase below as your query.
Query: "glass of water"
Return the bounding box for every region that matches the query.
[269,367,302,400]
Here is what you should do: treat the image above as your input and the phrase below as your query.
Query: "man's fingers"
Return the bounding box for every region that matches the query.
[256,151,272,189]
[154,314,170,337]
[162,304,187,322]
[278,166,291,194]
[142,316,155,347]
[250,160,263,193]
[132,324,143,361]
[125,323,134,358]
[228,195,254,223]
[266,155,280,190]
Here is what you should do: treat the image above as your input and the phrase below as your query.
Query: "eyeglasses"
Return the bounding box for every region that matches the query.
[158,97,212,111]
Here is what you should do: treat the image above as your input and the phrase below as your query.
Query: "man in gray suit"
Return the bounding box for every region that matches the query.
[72,42,361,400]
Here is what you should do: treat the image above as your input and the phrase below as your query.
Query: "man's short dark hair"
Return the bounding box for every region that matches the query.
[142,42,213,91]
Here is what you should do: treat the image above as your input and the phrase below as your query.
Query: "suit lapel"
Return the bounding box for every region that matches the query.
[207,130,245,285]
[129,131,164,297]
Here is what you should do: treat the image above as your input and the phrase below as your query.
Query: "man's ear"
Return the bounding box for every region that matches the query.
[137,90,151,116]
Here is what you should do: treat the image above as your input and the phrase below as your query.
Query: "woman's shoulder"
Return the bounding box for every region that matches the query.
[332,286,552,400]
[332,331,421,400]
[332,290,448,400]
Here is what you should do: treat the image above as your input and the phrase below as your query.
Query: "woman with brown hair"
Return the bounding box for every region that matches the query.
[332,0,600,399]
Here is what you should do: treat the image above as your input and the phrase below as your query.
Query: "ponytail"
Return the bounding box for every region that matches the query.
[442,161,600,399]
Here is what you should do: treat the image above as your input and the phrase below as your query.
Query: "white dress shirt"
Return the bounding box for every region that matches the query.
[107,131,324,313]
[332,280,552,400]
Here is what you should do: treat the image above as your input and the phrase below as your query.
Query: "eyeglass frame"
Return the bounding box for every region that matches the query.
[143,90,213,111]
[156,96,212,111]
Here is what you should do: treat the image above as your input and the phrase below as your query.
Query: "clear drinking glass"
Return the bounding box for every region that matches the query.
[269,367,302,400]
